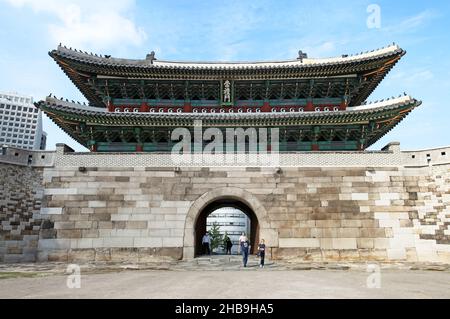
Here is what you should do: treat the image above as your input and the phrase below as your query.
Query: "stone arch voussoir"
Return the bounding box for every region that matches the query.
[182,187,277,259]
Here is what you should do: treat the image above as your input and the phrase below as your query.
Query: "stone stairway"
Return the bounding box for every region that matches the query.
[173,254,275,270]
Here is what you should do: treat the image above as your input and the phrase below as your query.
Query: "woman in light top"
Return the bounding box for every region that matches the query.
[239,232,250,267]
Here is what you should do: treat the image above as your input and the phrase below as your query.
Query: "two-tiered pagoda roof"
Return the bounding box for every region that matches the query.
[37,44,420,152]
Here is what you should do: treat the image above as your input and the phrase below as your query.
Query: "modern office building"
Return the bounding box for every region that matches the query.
[40,132,47,151]
[0,92,46,150]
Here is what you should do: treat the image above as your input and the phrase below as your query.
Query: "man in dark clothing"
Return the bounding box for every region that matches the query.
[202,232,211,255]
[240,237,250,267]
[224,236,233,255]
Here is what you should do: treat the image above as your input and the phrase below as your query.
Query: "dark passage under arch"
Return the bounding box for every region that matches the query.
[194,198,260,256]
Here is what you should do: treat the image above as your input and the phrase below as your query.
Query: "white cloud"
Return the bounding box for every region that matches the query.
[302,41,336,57]
[206,1,264,60]
[383,10,437,34]
[388,69,434,86]
[4,0,146,50]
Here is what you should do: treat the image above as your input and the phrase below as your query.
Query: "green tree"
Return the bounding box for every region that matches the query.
[209,222,223,253]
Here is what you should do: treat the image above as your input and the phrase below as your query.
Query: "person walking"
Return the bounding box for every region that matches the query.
[258,239,266,268]
[239,232,250,267]
[239,232,247,246]
[202,232,211,255]
[224,235,233,255]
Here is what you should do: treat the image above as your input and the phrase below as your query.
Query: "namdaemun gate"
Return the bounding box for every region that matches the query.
[38,43,420,153]
[2,43,449,265]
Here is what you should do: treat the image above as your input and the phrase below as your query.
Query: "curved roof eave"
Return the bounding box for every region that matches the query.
[37,95,420,122]
[50,43,404,71]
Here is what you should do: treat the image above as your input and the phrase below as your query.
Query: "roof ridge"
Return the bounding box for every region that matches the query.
[54,43,403,65]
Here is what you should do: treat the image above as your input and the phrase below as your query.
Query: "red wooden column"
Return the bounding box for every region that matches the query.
[136,144,143,152]
[184,102,192,113]
[140,102,149,112]
[358,138,366,151]
[261,101,270,112]
[107,100,114,112]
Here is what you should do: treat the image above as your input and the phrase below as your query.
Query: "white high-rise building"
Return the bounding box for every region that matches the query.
[206,207,251,254]
[0,92,46,150]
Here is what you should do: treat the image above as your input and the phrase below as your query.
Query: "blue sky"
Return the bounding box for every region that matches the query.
[0,0,449,151]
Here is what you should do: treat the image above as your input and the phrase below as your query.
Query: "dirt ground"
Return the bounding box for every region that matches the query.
[1,268,449,299]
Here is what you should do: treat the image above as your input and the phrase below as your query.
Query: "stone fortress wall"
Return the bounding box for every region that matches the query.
[1,143,449,263]
[0,145,53,262]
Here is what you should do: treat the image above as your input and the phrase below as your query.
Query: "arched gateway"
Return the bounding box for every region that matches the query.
[19,44,446,265]
[183,187,276,260]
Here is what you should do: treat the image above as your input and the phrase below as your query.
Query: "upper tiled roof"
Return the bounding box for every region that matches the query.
[49,44,406,108]
[52,44,403,69]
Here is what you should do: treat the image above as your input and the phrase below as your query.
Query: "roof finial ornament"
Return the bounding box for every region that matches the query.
[146,51,156,64]
[297,50,308,62]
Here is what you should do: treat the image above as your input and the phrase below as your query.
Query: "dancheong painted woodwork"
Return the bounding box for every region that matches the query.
[36,43,421,152]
